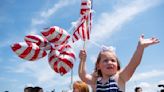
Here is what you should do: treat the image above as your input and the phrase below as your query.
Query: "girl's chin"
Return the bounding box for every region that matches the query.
[107,71,116,75]
[104,71,116,76]
[106,69,115,72]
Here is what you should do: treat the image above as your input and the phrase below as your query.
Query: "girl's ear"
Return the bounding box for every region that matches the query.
[97,64,100,70]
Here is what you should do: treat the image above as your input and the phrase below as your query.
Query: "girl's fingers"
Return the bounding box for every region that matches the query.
[154,38,160,43]
[141,34,144,39]
[139,34,144,41]
[80,50,87,57]
[151,37,160,43]
[151,37,155,40]
[81,50,86,54]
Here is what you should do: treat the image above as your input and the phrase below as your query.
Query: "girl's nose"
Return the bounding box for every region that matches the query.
[108,60,113,64]
[109,60,113,63]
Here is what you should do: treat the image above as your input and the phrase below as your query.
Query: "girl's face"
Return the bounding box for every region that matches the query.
[98,51,118,76]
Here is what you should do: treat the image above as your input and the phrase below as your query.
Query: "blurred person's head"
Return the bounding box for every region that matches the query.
[24,87,33,92]
[33,86,43,92]
[73,81,89,92]
[135,87,142,92]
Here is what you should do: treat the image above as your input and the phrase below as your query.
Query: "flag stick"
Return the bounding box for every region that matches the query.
[83,41,86,50]
[70,68,73,90]
[83,13,89,50]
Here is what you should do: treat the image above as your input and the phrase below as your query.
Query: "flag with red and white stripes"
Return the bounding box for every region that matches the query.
[72,0,92,42]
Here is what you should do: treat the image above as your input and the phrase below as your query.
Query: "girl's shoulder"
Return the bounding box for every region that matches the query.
[114,70,123,79]
[84,73,98,86]
[114,72,126,91]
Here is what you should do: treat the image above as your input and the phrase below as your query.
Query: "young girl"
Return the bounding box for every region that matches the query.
[78,35,159,92]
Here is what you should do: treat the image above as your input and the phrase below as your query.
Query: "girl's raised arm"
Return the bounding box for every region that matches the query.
[119,34,160,82]
[78,50,96,85]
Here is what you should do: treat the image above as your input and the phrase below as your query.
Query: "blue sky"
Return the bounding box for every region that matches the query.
[0,0,164,92]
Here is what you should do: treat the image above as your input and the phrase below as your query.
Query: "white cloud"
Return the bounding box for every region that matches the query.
[24,83,34,87]
[0,0,76,48]
[7,56,79,90]
[127,80,164,92]
[7,57,55,80]
[126,70,164,92]
[138,82,151,88]
[131,70,164,81]
[40,0,75,18]
[28,28,38,35]
[159,80,164,84]
[30,0,76,34]
[137,82,158,92]
[90,55,97,64]
[134,80,164,92]
[91,0,162,43]
[31,19,45,25]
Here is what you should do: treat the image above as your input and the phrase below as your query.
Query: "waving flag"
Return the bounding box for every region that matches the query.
[72,0,92,42]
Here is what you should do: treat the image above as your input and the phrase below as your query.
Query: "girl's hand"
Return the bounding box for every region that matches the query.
[138,34,160,49]
[79,50,87,62]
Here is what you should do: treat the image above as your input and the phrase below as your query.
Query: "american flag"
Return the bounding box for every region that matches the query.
[72,0,92,42]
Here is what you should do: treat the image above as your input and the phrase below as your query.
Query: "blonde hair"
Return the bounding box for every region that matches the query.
[94,50,121,77]
[73,81,89,92]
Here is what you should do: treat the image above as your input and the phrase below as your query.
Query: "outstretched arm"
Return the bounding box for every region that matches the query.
[119,34,160,82]
[78,50,95,85]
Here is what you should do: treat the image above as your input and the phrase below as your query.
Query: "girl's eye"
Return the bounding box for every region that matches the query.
[102,59,116,63]
[103,59,109,63]
[111,59,116,62]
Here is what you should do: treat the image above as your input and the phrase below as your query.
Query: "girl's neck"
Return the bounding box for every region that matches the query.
[102,73,115,80]
[100,75,112,85]
[100,74,115,84]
